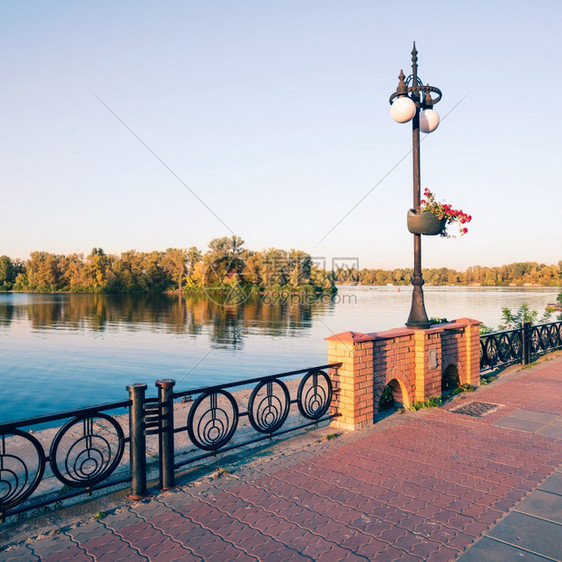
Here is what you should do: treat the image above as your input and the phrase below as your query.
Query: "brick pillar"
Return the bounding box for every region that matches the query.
[413,329,442,402]
[463,320,482,386]
[327,332,374,430]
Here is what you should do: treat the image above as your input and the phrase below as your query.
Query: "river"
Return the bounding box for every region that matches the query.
[0,287,558,422]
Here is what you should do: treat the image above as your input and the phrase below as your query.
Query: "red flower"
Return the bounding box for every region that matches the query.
[419,188,472,238]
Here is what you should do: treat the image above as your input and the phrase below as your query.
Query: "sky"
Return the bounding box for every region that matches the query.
[1,0,561,271]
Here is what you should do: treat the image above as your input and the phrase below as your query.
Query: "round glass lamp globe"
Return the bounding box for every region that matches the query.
[390,96,416,123]
[420,109,440,133]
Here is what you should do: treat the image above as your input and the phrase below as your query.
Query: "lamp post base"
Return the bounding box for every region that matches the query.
[406,283,430,329]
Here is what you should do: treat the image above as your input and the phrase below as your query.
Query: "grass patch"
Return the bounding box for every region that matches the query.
[93,511,107,520]
[326,433,340,440]
[214,467,231,478]
[410,397,442,411]
[451,383,476,395]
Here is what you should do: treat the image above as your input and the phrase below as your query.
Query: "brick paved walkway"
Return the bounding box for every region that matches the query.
[1,355,561,561]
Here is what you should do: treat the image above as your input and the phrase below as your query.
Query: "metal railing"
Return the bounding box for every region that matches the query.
[480,320,562,372]
[0,363,341,523]
[0,400,130,523]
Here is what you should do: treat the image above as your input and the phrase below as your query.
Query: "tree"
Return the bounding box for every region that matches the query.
[59,253,88,291]
[162,248,188,291]
[498,304,551,331]
[26,251,62,291]
[288,250,311,287]
[203,236,245,285]
[0,256,16,290]
[259,249,289,287]
[86,248,112,291]
[186,246,202,277]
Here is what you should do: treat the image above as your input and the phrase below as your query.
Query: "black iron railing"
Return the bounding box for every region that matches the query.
[0,363,341,523]
[132,365,341,493]
[480,320,562,372]
[0,400,130,523]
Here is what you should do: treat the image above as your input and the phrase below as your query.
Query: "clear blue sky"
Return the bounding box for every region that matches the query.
[1,1,560,270]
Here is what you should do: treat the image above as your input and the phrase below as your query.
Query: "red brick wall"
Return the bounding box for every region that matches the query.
[326,319,481,430]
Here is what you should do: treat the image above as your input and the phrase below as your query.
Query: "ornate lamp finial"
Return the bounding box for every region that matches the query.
[423,88,433,109]
[396,69,408,96]
[411,42,418,91]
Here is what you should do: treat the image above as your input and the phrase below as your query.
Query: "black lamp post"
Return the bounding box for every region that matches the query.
[389,42,442,329]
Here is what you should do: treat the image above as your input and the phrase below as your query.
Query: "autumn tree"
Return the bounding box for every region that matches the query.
[26,251,62,291]
[203,236,245,285]
[162,249,187,291]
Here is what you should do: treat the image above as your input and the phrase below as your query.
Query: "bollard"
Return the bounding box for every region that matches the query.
[127,383,147,499]
[521,321,532,365]
[156,379,176,490]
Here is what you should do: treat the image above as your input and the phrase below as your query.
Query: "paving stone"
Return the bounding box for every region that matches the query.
[43,545,94,562]
[147,545,202,562]
[510,410,558,423]
[487,511,562,560]
[102,508,141,531]
[132,535,200,561]
[427,544,462,561]
[81,532,148,560]
[537,425,562,439]
[458,537,548,561]
[66,520,108,543]
[131,499,173,520]
[0,543,40,561]
[28,532,76,557]
[492,417,546,433]
[538,470,562,495]
[515,489,562,524]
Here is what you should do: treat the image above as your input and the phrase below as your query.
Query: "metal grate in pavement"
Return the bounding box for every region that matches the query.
[449,401,502,417]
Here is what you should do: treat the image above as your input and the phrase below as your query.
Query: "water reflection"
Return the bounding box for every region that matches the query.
[0,293,335,349]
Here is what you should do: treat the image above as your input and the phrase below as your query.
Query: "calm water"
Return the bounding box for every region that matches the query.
[0,287,558,422]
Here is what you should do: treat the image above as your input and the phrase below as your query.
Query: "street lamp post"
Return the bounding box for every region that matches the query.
[389,42,442,329]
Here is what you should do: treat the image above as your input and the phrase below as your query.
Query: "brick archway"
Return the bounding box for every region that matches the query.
[374,373,413,413]
[442,364,459,391]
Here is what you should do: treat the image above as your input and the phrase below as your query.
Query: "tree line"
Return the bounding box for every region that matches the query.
[336,261,561,287]
[1,244,559,293]
[0,237,336,294]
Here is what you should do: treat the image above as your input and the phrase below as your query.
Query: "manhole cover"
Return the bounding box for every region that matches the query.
[449,401,501,417]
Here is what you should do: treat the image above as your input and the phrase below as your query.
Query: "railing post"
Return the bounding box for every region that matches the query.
[156,379,176,491]
[127,383,147,499]
[522,321,532,365]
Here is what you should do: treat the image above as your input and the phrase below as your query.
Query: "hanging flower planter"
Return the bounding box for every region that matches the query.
[407,209,446,236]
[410,189,472,238]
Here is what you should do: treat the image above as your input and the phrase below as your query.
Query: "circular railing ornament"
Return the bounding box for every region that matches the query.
[511,332,523,359]
[549,324,559,347]
[498,334,512,362]
[49,413,125,489]
[0,430,46,516]
[539,326,550,350]
[187,390,238,451]
[297,370,332,420]
[484,337,499,367]
[248,379,290,434]
[530,327,540,354]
